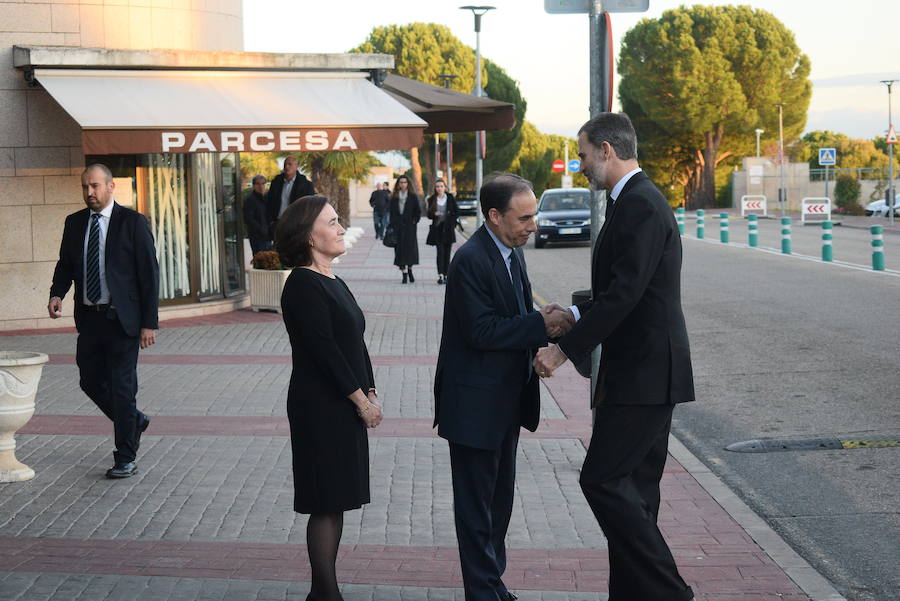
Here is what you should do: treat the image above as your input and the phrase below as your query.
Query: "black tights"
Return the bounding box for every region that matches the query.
[306,512,344,601]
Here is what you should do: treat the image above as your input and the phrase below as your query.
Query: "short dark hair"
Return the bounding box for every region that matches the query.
[275,195,329,267]
[479,173,533,218]
[251,174,266,185]
[391,175,411,200]
[578,113,638,161]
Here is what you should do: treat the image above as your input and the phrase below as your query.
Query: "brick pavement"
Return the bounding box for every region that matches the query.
[0,223,838,600]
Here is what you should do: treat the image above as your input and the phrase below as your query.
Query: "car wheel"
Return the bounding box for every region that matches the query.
[535,238,546,249]
[865,210,874,216]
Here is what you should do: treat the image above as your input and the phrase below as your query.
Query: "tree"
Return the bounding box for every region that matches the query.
[353,23,480,194]
[800,130,893,172]
[834,175,862,213]
[619,5,811,209]
[295,151,380,227]
[510,122,555,194]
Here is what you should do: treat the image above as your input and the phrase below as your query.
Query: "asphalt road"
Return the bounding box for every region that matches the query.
[517,225,900,601]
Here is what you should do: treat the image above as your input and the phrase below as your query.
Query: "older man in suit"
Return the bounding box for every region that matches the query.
[534,113,696,601]
[266,156,315,237]
[435,173,573,601]
[48,164,160,479]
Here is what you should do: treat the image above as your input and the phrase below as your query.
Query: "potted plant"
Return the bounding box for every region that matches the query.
[247,250,292,313]
[0,351,49,482]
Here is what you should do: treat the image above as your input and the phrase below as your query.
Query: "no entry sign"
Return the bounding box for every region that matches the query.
[551,159,565,173]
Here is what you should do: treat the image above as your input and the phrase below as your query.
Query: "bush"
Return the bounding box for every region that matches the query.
[252,250,284,270]
[834,175,861,210]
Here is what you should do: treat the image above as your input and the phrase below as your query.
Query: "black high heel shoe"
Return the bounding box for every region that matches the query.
[408,268,415,283]
[401,271,408,284]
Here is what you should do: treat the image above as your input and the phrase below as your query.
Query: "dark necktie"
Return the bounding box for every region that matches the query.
[85,214,102,304]
[509,250,527,315]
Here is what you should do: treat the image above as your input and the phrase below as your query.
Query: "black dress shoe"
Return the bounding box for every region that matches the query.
[499,592,518,601]
[140,415,150,434]
[106,462,137,478]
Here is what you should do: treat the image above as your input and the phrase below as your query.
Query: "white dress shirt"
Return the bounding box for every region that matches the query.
[82,201,114,305]
[486,224,515,282]
[279,175,296,217]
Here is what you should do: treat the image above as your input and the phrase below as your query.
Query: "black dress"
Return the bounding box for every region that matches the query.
[281,268,373,514]
[389,193,421,267]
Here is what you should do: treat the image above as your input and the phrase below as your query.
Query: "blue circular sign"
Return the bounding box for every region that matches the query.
[568,159,581,172]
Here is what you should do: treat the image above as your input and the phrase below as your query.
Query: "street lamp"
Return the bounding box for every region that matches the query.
[754,128,764,158]
[881,79,897,226]
[460,5,495,227]
[438,74,459,192]
[775,103,786,217]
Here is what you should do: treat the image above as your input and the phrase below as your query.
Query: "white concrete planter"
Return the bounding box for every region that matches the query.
[0,351,49,482]
[247,268,292,313]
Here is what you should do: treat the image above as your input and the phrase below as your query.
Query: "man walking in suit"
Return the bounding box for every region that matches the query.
[435,174,573,601]
[243,174,272,255]
[533,113,696,601]
[48,164,160,479]
[368,181,390,240]
[266,156,315,237]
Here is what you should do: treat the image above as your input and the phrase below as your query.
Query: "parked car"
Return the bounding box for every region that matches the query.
[454,190,478,216]
[534,188,592,248]
[864,198,900,217]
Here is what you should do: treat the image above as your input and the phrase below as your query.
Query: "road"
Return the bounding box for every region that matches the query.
[516,223,900,601]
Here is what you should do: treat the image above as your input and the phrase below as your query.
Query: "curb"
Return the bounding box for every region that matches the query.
[667,435,848,601]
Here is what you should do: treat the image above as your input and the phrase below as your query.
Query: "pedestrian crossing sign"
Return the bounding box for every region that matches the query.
[818,148,836,166]
[887,125,897,144]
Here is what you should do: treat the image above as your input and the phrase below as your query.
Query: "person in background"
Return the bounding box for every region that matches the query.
[388,175,421,284]
[266,156,315,239]
[243,174,272,254]
[368,182,391,240]
[276,195,383,601]
[425,178,458,285]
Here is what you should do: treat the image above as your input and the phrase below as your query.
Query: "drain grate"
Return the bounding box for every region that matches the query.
[726,435,900,453]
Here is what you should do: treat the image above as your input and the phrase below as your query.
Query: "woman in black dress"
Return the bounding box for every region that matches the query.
[388,174,421,283]
[425,178,458,285]
[276,195,384,601]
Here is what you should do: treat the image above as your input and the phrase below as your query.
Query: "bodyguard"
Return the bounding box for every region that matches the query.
[48,164,160,479]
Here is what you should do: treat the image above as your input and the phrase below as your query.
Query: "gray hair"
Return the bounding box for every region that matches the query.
[252,174,267,185]
[578,113,638,161]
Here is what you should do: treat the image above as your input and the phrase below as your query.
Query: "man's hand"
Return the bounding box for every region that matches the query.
[48,297,63,319]
[140,328,157,349]
[534,343,568,378]
[540,303,575,338]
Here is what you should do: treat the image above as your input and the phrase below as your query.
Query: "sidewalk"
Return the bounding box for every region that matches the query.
[0,224,844,601]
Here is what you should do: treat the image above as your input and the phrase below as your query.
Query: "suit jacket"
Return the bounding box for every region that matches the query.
[243,190,269,242]
[266,172,315,225]
[558,172,694,406]
[434,226,548,450]
[369,189,390,215]
[50,203,160,338]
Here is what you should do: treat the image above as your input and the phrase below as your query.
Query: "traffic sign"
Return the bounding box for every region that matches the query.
[818,148,836,166]
[551,159,565,173]
[887,125,897,144]
[568,159,581,172]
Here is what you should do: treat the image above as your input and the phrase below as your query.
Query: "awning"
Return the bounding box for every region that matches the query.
[381,74,516,134]
[33,69,427,155]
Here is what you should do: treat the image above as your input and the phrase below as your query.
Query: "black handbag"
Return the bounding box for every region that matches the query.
[382,224,398,248]
[426,223,438,246]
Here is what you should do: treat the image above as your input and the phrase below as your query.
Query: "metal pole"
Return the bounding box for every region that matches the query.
[755,128,763,158]
[776,103,786,217]
[434,133,440,186]
[882,80,896,226]
[438,74,458,192]
[474,13,485,228]
[825,164,829,201]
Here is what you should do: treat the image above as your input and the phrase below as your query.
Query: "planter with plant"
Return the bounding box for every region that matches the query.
[247,250,292,313]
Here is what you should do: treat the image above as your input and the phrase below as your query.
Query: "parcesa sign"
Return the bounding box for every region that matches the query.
[161,130,359,152]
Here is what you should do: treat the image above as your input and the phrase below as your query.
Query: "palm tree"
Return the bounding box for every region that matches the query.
[295,151,381,227]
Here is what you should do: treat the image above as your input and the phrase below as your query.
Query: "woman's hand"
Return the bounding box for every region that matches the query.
[358,399,383,428]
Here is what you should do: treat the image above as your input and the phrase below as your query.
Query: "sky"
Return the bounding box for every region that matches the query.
[243,0,900,145]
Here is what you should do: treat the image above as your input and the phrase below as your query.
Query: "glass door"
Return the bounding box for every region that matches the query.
[143,154,191,302]
[193,153,222,299]
[220,153,244,295]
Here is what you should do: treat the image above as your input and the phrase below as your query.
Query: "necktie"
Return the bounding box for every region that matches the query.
[508,250,527,315]
[85,214,102,304]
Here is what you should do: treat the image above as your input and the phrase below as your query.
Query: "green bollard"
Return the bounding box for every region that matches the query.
[871,225,885,271]
[696,209,705,239]
[676,207,685,235]
[748,214,758,247]
[821,221,833,262]
[781,217,792,254]
[720,212,729,243]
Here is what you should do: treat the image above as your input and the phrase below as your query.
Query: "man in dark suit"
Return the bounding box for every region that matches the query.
[534,113,696,601]
[48,164,160,479]
[266,156,315,237]
[435,174,573,601]
[243,174,272,254]
[368,181,390,239]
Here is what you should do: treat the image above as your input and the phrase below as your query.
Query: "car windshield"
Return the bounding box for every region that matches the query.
[540,193,590,212]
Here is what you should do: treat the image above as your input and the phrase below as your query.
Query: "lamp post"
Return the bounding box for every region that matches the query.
[755,128,764,158]
[775,103,786,217]
[882,79,897,226]
[460,5,495,228]
[438,74,459,192]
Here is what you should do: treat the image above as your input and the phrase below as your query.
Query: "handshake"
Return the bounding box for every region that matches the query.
[540,302,575,339]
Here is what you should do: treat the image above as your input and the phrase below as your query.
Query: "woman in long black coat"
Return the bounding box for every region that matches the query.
[425,178,458,285]
[276,195,384,601]
[388,174,422,283]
